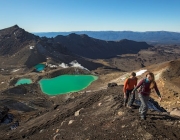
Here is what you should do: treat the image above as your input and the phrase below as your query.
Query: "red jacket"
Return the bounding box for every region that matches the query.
[123,77,138,93]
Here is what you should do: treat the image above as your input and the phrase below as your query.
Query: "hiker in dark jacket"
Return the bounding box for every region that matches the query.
[132,72,162,120]
[123,72,138,107]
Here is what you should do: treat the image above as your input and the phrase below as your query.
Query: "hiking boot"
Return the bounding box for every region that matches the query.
[127,105,132,109]
[10,121,19,130]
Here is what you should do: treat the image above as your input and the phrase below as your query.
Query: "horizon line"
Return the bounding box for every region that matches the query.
[1,25,180,33]
[32,30,180,33]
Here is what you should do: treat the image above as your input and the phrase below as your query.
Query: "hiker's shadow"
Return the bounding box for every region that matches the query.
[148,114,180,121]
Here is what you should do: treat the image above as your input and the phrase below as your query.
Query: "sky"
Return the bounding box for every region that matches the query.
[0,0,180,32]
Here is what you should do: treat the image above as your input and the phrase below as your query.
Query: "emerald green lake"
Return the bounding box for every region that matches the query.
[39,75,98,95]
[15,79,32,86]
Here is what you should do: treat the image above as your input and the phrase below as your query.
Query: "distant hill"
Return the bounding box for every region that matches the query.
[0,25,103,70]
[0,25,47,67]
[0,25,39,55]
[0,25,153,69]
[34,31,180,44]
[53,33,152,59]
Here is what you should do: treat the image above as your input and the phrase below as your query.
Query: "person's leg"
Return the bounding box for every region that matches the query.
[143,95,149,116]
[138,93,143,113]
[124,90,130,106]
[128,90,135,107]
[139,94,149,119]
[139,105,142,113]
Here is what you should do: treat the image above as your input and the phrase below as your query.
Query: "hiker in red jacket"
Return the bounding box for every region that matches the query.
[123,72,138,107]
[132,72,162,120]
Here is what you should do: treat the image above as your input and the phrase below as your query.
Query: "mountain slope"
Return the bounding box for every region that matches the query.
[0,25,103,70]
[110,58,180,110]
[54,33,152,59]
[0,86,179,140]
[0,25,39,55]
[0,25,46,68]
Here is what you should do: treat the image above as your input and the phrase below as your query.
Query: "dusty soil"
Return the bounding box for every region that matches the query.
[95,45,180,72]
[0,86,179,140]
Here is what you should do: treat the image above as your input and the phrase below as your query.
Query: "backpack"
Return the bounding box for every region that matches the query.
[139,78,153,93]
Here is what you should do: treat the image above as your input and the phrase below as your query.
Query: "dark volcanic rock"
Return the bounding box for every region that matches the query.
[54,33,153,59]
[0,86,179,140]
[0,25,104,70]
[0,106,9,122]
[0,25,39,55]
[108,82,118,87]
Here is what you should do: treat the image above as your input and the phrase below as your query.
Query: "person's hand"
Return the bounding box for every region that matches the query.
[159,97,162,102]
[124,93,127,98]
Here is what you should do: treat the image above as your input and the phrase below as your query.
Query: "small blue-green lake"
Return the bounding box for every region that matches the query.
[15,79,32,86]
[35,64,45,72]
[39,75,98,95]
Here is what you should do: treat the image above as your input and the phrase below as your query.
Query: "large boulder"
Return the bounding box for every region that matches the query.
[0,106,9,123]
[108,82,118,87]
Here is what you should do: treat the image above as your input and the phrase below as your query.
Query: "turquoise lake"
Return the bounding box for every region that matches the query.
[39,75,98,95]
[35,64,46,72]
[15,79,32,86]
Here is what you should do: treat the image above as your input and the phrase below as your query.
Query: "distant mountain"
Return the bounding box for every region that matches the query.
[35,31,180,44]
[54,33,152,59]
[0,25,152,69]
[0,25,103,70]
[0,25,39,55]
[0,25,47,67]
